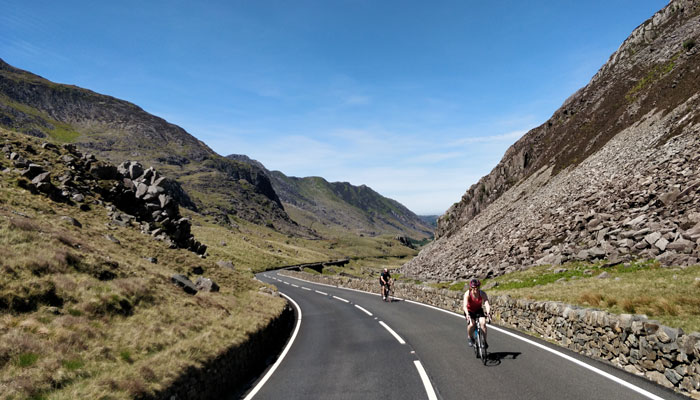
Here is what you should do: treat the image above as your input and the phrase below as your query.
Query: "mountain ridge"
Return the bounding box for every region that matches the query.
[227,154,433,239]
[0,58,312,236]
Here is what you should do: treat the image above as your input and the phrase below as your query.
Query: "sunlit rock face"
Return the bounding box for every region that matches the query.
[403,0,700,280]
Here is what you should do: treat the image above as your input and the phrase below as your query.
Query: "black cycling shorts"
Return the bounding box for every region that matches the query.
[468,310,486,321]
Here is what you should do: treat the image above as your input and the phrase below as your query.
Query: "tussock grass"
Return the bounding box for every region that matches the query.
[579,291,603,307]
[0,129,291,399]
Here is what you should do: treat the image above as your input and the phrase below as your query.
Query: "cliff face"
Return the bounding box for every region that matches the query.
[403,0,700,280]
[227,154,433,239]
[0,59,308,235]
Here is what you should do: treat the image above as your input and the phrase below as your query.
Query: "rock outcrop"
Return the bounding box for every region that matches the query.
[403,0,700,280]
[1,130,207,254]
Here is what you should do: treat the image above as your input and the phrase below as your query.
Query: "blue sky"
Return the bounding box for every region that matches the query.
[1,0,667,215]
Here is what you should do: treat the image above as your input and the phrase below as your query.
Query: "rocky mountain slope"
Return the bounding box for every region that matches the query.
[0,59,307,235]
[227,154,433,239]
[402,0,700,280]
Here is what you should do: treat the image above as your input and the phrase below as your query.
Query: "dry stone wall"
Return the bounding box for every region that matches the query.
[281,270,700,398]
[145,304,294,400]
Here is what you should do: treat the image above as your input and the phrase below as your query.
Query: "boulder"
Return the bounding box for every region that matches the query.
[31,171,51,184]
[644,232,662,245]
[21,163,45,179]
[171,274,197,295]
[60,216,82,228]
[194,277,219,292]
[217,260,235,270]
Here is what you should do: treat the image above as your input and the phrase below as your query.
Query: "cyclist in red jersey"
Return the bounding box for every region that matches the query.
[463,278,491,348]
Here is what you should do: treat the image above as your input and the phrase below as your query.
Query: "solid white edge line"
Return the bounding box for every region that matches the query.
[315,290,328,295]
[276,272,668,400]
[332,295,350,303]
[413,360,438,400]
[243,292,302,400]
[490,326,667,400]
[379,321,406,345]
[354,304,373,316]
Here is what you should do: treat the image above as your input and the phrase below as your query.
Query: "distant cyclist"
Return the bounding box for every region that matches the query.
[379,268,392,301]
[463,278,491,348]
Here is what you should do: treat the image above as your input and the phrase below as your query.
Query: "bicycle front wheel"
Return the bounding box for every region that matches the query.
[478,331,488,364]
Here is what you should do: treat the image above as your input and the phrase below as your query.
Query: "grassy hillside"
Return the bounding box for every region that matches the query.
[0,128,417,399]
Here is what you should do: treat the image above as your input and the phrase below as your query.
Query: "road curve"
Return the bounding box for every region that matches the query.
[242,271,684,400]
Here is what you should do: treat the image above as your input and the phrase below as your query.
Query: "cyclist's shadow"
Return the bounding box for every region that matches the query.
[483,351,521,366]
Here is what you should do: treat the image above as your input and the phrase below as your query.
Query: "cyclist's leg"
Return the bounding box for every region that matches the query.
[479,316,488,346]
[466,315,475,342]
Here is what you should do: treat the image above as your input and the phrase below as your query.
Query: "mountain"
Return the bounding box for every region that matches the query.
[227,154,434,239]
[402,0,700,280]
[418,215,439,229]
[0,58,310,236]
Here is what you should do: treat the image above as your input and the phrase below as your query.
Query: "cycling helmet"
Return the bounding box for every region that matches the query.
[469,279,481,288]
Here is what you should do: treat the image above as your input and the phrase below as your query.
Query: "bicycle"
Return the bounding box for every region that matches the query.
[471,317,489,365]
[383,281,392,302]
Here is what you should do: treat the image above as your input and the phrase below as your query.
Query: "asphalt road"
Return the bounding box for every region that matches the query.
[242,271,684,400]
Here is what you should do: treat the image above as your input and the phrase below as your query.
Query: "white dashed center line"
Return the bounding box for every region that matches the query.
[332,295,350,303]
[354,304,373,316]
[379,321,405,345]
[413,360,438,400]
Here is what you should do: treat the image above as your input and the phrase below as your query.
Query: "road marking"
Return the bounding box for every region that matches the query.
[283,282,290,285]
[277,272,668,400]
[354,304,373,316]
[490,326,667,400]
[291,284,299,288]
[413,360,438,400]
[332,295,350,303]
[301,287,312,291]
[315,290,328,295]
[379,321,405,345]
[243,292,302,400]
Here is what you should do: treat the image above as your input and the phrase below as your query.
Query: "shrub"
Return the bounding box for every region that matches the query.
[62,358,84,371]
[683,38,696,51]
[17,352,40,367]
[119,349,133,363]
